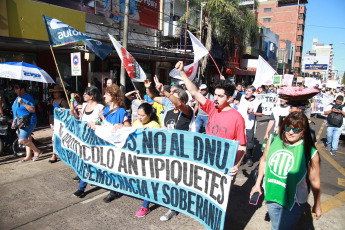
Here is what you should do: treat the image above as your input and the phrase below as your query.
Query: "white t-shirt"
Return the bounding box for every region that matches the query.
[81,103,104,122]
[270,105,290,133]
[238,96,262,130]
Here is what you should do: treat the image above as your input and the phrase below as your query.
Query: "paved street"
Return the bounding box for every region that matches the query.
[0,116,345,230]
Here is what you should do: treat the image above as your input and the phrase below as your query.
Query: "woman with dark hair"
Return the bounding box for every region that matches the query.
[12,82,42,162]
[132,103,160,129]
[133,102,160,217]
[71,86,104,121]
[250,111,322,230]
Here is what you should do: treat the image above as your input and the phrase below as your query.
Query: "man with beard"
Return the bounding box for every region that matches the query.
[174,61,247,176]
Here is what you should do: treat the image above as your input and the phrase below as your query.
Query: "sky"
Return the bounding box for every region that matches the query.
[303,0,345,77]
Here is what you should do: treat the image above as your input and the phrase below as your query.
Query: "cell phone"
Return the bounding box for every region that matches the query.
[249,192,261,205]
[335,106,339,110]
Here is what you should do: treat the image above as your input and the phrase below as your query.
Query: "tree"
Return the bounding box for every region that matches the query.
[178,0,259,74]
[342,72,345,85]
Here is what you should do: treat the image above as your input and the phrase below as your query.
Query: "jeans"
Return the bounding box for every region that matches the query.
[267,201,306,230]
[195,115,208,133]
[78,180,87,191]
[142,200,150,208]
[326,126,343,151]
[246,127,255,159]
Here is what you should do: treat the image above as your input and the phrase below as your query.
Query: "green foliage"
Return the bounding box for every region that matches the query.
[342,72,345,85]
[177,0,259,71]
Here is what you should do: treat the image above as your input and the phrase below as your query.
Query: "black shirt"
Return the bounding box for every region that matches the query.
[164,106,193,131]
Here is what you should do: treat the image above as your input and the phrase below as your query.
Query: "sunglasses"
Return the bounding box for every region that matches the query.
[284,126,303,134]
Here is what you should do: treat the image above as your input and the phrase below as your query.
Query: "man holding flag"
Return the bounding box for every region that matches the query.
[174,61,247,177]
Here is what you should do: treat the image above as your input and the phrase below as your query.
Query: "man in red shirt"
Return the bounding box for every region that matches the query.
[175,61,247,176]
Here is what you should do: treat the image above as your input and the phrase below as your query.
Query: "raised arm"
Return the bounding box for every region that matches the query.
[125,90,137,101]
[144,79,163,105]
[175,61,206,106]
[154,76,191,116]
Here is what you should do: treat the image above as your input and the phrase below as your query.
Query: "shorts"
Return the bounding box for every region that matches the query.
[19,123,36,139]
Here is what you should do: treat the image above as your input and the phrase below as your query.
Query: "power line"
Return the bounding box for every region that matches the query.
[306,25,345,30]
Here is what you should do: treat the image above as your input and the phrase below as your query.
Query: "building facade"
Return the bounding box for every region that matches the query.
[254,0,308,77]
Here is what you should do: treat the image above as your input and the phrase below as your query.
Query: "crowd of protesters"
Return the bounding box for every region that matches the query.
[10,65,345,229]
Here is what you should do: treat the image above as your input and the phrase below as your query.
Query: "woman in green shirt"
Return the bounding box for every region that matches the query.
[250,111,322,230]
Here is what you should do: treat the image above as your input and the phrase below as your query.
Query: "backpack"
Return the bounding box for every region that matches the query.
[327,104,344,127]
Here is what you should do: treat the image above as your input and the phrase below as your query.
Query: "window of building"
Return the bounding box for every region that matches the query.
[297,35,303,42]
[298,13,305,20]
[263,18,271,23]
[264,8,271,12]
[294,67,300,73]
[298,24,304,30]
[296,46,302,52]
[295,57,301,63]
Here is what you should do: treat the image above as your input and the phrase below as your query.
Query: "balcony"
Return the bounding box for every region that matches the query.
[239,0,255,6]
[277,0,308,7]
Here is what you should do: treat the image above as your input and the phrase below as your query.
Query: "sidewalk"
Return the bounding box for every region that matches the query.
[33,125,53,143]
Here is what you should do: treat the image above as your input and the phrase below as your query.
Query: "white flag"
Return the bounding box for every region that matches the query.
[252,55,277,88]
[187,30,209,62]
[108,34,146,82]
[169,62,199,81]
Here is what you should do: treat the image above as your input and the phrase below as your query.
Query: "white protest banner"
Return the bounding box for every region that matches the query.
[255,93,277,115]
[252,55,276,89]
[54,109,238,230]
[326,80,338,89]
[283,74,294,86]
[304,77,318,88]
[311,93,334,114]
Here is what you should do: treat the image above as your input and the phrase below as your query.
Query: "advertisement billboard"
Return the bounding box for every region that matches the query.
[39,0,159,30]
[305,64,328,70]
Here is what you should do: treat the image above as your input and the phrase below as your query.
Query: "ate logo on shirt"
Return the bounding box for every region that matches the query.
[268,150,294,179]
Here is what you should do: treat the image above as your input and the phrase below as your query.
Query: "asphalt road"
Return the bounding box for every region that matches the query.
[0,115,344,230]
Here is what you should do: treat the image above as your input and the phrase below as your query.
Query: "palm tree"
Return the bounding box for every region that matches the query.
[178,0,259,74]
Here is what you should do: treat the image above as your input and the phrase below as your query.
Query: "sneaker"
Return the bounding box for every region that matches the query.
[160,210,177,221]
[73,176,80,182]
[135,207,150,218]
[247,159,253,167]
[103,191,121,203]
[73,189,84,198]
[330,150,337,156]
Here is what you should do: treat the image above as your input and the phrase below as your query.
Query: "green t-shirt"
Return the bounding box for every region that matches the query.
[264,135,317,210]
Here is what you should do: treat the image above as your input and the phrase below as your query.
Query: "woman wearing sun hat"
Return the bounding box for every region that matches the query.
[48,85,69,163]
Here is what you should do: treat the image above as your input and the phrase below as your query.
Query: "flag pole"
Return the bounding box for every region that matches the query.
[130,80,142,101]
[208,53,222,76]
[42,14,70,103]
[48,46,70,103]
[183,0,190,64]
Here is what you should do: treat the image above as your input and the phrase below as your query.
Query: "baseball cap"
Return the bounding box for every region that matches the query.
[178,81,185,85]
[199,84,207,90]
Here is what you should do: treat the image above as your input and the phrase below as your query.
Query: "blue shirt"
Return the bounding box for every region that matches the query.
[12,94,37,124]
[161,97,173,116]
[103,106,128,125]
[144,94,154,104]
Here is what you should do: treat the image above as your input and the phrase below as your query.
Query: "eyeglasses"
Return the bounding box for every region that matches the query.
[284,126,303,134]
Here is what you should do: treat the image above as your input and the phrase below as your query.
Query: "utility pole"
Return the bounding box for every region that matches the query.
[120,0,130,94]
